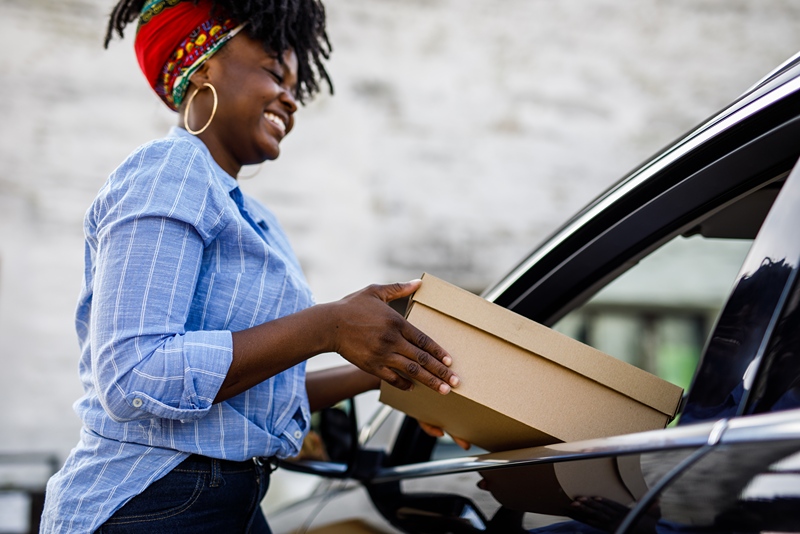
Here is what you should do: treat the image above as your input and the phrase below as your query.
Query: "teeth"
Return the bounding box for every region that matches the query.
[264,112,286,133]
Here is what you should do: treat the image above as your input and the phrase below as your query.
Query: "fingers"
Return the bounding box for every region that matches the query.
[575,496,626,516]
[401,320,454,368]
[387,341,458,395]
[376,368,414,391]
[418,421,445,437]
[569,496,626,527]
[336,279,459,396]
[418,421,472,450]
[371,279,422,303]
[381,319,458,395]
[452,435,471,450]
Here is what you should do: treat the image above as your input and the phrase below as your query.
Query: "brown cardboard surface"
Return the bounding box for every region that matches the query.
[481,457,635,515]
[616,455,649,500]
[557,458,634,504]
[379,371,557,451]
[411,274,682,416]
[379,274,684,452]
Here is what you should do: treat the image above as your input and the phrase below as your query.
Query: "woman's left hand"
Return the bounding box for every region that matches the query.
[418,421,471,450]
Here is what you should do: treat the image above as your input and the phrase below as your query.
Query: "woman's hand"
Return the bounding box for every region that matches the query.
[329,280,460,396]
[219,279,458,403]
[418,421,471,450]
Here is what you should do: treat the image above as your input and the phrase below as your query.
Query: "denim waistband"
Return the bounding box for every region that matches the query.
[178,453,278,473]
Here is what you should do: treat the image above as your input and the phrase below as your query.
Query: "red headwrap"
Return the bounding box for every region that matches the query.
[134,0,243,111]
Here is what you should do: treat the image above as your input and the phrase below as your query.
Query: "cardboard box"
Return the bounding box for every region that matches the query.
[379,274,683,452]
[479,455,648,515]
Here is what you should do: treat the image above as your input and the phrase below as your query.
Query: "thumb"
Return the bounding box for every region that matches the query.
[375,279,422,303]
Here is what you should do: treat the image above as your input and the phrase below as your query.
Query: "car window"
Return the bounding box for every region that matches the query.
[430,175,787,459]
[743,230,800,416]
[428,237,752,460]
[619,441,800,534]
[552,235,752,393]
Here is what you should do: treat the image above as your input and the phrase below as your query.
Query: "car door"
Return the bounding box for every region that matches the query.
[357,134,800,534]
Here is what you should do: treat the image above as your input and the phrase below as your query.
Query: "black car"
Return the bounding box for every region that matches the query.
[270,51,800,534]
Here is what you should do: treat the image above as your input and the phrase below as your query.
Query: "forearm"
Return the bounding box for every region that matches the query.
[215,280,459,405]
[306,366,382,413]
[214,303,337,403]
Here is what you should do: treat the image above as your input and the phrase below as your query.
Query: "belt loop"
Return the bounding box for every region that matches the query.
[209,458,223,488]
[268,456,279,473]
[253,456,279,473]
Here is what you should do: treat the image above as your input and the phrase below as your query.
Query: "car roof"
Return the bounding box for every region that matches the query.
[744,49,800,97]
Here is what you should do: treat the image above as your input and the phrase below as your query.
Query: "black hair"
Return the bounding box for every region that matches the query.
[104,0,333,104]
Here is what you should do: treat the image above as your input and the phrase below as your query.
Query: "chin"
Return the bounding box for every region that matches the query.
[260,149,281,162]
[257,137,282,162]
[244,145,280,164]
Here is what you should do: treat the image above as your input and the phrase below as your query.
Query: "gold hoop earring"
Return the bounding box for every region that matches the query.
[238,164,263,180]
[184,82,218,136]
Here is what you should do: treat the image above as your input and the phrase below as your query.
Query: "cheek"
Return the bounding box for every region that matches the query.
[219,74,264,109]
[224,93,264,128]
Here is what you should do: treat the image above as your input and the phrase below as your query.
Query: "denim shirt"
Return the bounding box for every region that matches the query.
[41,127,314,533]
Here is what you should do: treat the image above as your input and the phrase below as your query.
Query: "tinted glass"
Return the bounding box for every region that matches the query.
[481,448,701,533]
[745,267,800,415]
[553,235,752,392]
[682,159,800,424]
[679,257,795,424]
[621,441,800,534]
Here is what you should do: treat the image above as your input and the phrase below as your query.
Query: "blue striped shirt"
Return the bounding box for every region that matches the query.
[41,127,314,533]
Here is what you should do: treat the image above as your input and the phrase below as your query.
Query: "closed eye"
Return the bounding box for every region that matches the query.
[265,68,284,84]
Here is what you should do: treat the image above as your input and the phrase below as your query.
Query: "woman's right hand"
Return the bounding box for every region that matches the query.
[221,279,459,403]
[328,280,460,395]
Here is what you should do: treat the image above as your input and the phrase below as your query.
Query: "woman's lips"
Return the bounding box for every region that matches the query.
[264,111,286,135]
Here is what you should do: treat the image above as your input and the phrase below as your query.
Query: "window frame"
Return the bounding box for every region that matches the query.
[379,106,800,476]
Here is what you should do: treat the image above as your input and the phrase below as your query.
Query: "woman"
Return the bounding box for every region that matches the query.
[40,1,460,532]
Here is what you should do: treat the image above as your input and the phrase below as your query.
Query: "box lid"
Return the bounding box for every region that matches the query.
[412,274,682,417]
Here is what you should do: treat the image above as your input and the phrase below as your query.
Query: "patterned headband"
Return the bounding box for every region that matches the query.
[134,0,246,111]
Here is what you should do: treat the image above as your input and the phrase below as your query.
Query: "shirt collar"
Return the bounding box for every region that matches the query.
[167,126,239,193]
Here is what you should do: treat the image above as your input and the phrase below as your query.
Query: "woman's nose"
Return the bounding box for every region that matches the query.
[280,88,298,114]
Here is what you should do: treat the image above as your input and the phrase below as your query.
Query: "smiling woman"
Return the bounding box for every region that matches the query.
[37,1,461,532]
[183,37,301,173]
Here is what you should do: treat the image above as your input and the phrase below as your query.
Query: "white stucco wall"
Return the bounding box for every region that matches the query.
[1,0,799,491]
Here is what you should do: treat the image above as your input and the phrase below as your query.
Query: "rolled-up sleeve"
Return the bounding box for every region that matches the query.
[89,139,234,423]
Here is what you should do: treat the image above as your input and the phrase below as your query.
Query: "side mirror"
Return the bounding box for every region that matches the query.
[317,402,356,463]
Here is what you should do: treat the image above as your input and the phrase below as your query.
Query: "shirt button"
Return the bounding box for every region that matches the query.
[293,430,303,439]
[132,398,143,408]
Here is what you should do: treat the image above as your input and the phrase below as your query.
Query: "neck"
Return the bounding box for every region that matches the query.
[183,126,242,178]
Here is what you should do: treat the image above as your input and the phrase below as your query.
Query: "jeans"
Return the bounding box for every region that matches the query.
[96,454,273,533]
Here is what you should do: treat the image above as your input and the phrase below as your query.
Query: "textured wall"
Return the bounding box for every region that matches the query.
[1,0,799,465]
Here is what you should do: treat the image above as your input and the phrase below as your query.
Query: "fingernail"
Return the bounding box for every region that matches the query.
[409,278,422,284]
[449,375,460,387]
[443,355,452,366]
[439,383,451,394]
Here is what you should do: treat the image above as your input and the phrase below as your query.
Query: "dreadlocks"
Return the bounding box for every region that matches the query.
[104,0,333,104]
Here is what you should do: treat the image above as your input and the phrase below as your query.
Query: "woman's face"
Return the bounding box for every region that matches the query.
[184,33,299,177]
